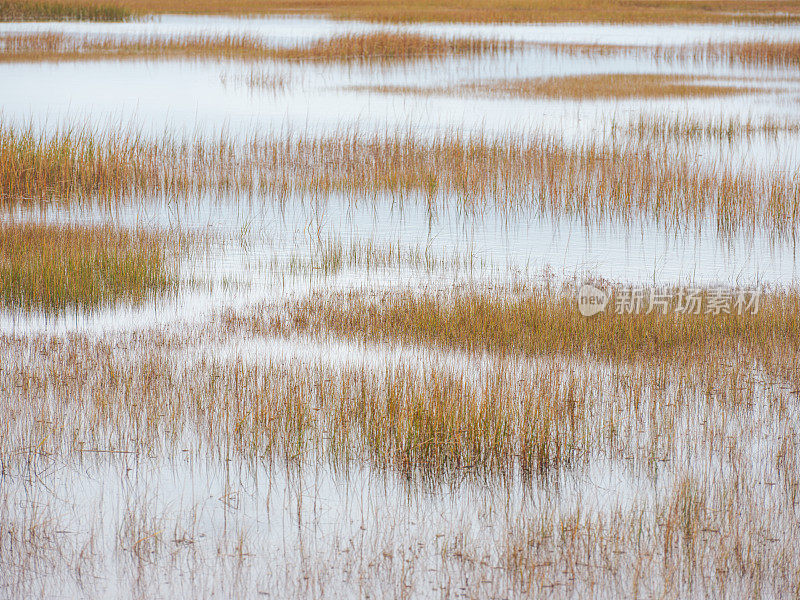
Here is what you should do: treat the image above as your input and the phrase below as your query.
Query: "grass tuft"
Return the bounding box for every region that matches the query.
[0,223,174,310]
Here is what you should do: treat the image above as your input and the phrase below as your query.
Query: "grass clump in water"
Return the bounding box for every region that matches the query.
[270,286,800,363]
[363,73,768,100]
[0,223,173,311]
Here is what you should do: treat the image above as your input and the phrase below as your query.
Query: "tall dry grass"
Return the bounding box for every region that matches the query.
[0,343,599,479]
[694,39,800,69]
[4,32,797,69]
[2,282,792,480]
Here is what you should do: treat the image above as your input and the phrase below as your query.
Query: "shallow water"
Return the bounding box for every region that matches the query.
[3,19,800,597]
[2,17,800,141]
[3,188,799,334]
[2,14,800,44]
[3,11,799,305]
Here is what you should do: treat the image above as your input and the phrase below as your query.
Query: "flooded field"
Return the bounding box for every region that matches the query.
[2,6,800,599]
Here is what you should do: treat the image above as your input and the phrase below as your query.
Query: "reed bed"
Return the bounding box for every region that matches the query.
[298,235,486,275]
[13,0,800,24]
[0,0,129,21]
[4,3,800,595]
[0,222,174,310]
[7,32,796,70]
[0,31,521,63]
[363,73,768,100]
[2,124,798,234]
[253,285,800,363]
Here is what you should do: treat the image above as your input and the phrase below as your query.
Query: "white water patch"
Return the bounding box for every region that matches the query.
[1,14,800,44]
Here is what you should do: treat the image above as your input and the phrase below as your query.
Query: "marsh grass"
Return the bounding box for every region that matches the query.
[0,0,130,21]
[477,73,767,99]
[530,39,800,69]
[2,280,800,595]
[15,0,800,24]
[697,39,800,69]
[298,235,484,275]
[0,31,521,63]
[4,4,800,595]
[4,32,798,69]
[361,73,769,100]
[265,285,800,363]
[0,223,173,310]
[0,340,595,479]
[502,473,800,598]
[3,123,797,234]
[0,289,790,480]
[630,114,800,143]
[219,67,291,92]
